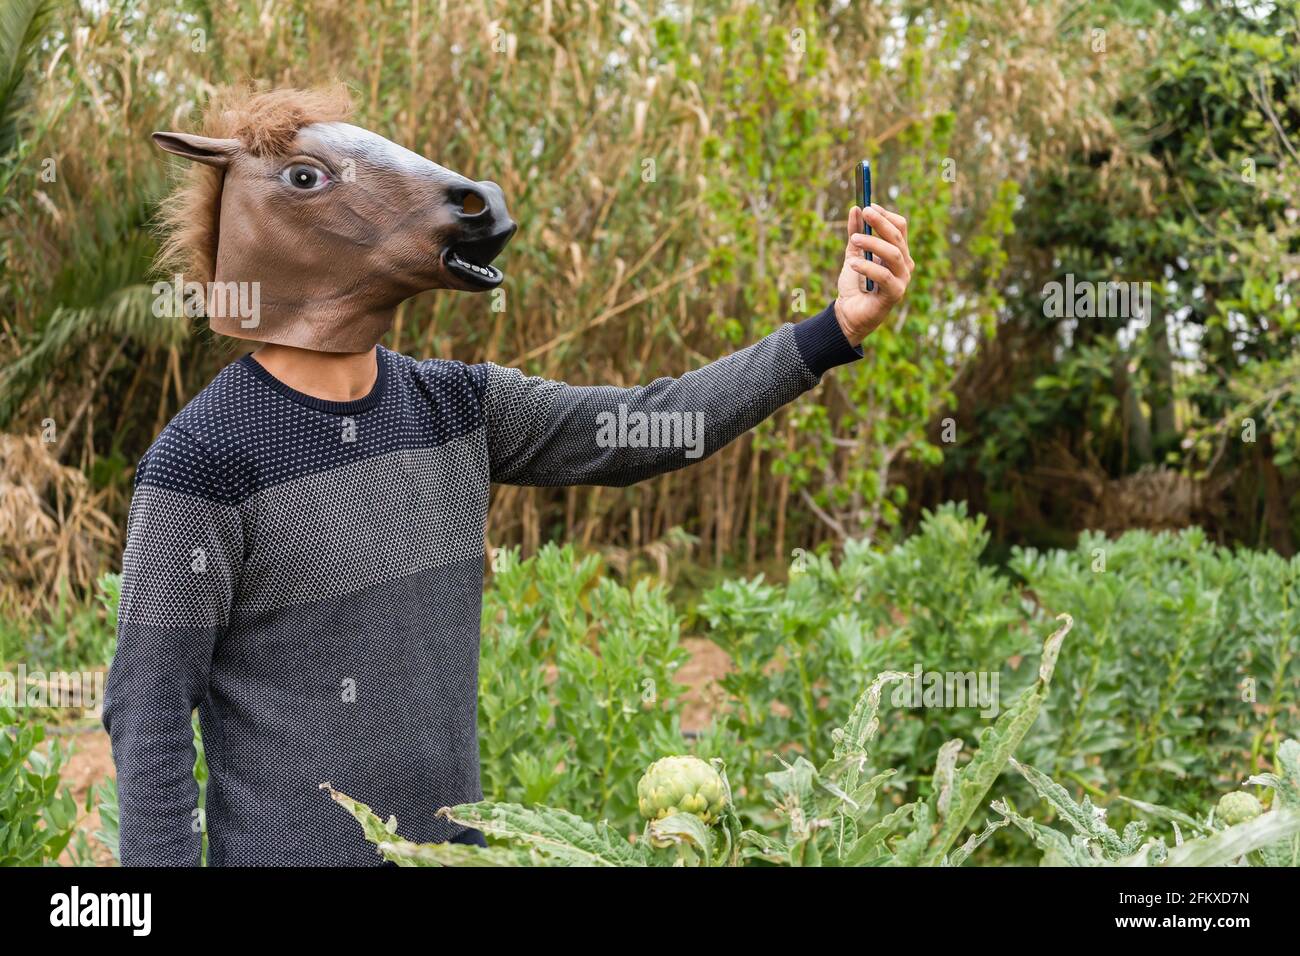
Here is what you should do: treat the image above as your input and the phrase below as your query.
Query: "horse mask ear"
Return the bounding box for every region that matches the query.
[151,131,241,168]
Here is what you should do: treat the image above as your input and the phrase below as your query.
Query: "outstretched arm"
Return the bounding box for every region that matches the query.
[473,205,914,488]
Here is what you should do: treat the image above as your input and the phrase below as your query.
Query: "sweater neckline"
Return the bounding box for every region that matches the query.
[238,347,389,415]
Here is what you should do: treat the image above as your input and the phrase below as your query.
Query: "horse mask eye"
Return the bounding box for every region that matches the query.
[283,163,329,190]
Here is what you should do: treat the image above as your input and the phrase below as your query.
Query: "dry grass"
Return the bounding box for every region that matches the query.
[0,434,114,617]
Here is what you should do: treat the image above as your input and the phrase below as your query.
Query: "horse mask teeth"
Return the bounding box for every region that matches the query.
[151,86,517,354]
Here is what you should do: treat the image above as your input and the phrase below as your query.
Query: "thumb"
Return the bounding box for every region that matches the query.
[845,205,864,254]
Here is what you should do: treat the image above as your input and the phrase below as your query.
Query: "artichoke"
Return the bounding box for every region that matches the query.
[637,756,727,825]
[1216,791,1263,826]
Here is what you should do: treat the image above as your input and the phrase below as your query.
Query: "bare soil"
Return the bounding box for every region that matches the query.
[675,636,731,733]
[50,714,117,866]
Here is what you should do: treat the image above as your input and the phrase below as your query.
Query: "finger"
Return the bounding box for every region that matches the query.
[847,257,904,299]
[881,209,913,269]
[863,205,904,249]
[878,206,908,239]
[867,205,913,271]
[849,237,905,282]
[850,234,909,277]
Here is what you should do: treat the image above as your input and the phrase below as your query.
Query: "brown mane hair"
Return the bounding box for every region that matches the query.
[154,84,354,285]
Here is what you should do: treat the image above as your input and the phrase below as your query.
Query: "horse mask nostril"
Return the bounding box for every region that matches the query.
[461,191,485,216]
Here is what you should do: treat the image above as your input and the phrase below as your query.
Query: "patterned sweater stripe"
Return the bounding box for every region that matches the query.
[103,303,861,865]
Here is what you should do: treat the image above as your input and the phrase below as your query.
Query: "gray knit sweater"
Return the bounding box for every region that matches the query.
[102,303,861,865]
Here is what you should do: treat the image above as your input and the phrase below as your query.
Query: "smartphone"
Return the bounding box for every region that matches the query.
[855,160,874,292]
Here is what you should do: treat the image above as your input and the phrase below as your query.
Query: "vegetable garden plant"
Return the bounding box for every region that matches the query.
[324,608,1067,865]
[323,606,1300,866]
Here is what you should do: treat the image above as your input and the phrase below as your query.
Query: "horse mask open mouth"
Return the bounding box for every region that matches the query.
[442,217,512,290]
[152,86,517,353]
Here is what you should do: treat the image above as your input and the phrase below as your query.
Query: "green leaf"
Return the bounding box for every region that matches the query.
[885,801,933,866]
[436,801,646,867]
[949,813,1012,867]
[0,0,55,159]
[1014,758,1145,857]
[844,801,920,866]
[1117,795,1211,837]
[739,829,789,863]
[646,812,717,866]
[1162,811,1300,867]
[919,613,1073,865]
[991,798,1102,866]
[372,838,525,867]
[321,784,525,867]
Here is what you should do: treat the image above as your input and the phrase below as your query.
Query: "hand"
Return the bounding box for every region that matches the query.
[833,204,915,346]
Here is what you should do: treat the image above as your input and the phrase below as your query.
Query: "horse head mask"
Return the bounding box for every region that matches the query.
[153,86,515,353]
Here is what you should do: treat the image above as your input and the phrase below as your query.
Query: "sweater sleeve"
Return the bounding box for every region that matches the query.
[469,302,861,487]
[102,426,242,866]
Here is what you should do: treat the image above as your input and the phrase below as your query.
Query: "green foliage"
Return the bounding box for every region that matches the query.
[468,509,1296,862]
[0,0,54,169]
[700,503,1035,811]
[916,614,1069,866]
[321,784,529,867]
[440,801,650,867]
[477,544,692,831]
[0,574,118,670]
[961,2,1300,549]
[27,507,1298,867]
[90,777,119,864]
[1243,739,1300,867]
[1010,527,1300,808]
[0,705,78,865]
[331,610,1296,869]
[739,614,1068,867]
[764,14,1023,536]
[994,736,1300,867]
[329,616,1070,866]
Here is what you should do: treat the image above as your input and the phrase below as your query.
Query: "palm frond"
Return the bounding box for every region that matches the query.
[0,284,191,425]
[0,0,56,159]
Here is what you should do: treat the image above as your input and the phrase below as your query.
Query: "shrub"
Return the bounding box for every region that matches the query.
[477,544,694,830]
[0,705,78,865]
[1011,527,1300,809]
[473,509,1299,857]
[698,503,1035,814]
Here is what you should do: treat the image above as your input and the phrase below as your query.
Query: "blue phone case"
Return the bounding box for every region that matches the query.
[857,160,878,291]
[856,161,873,292]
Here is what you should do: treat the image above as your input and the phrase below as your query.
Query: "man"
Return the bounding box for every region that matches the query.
[104,86,914,865]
